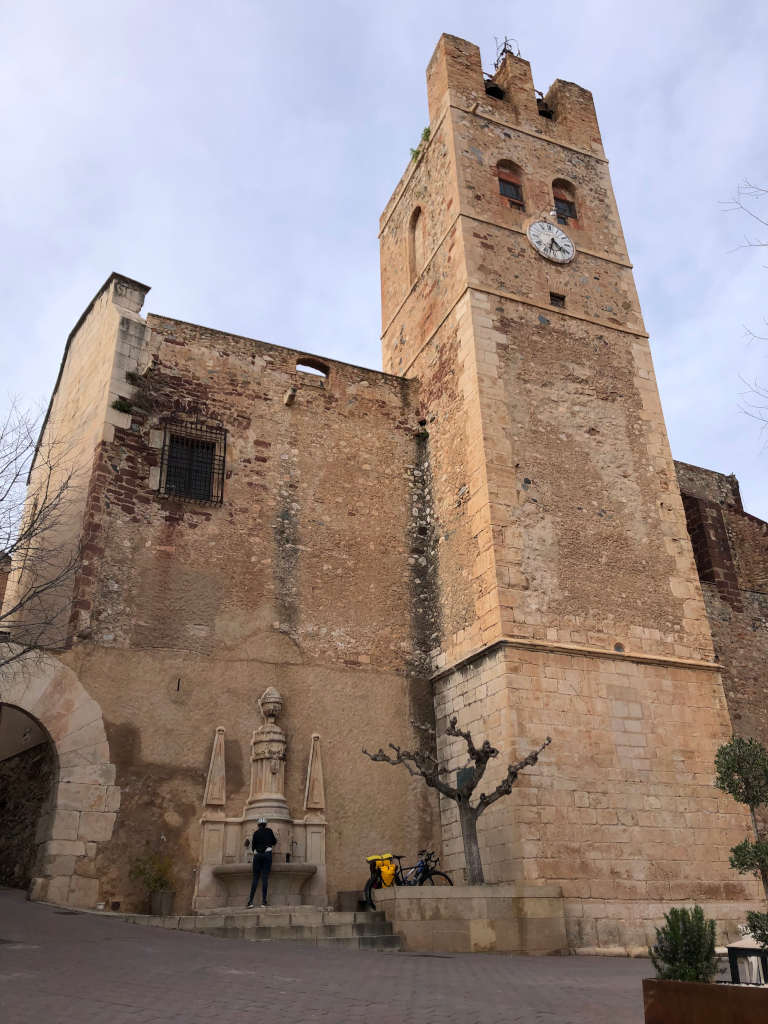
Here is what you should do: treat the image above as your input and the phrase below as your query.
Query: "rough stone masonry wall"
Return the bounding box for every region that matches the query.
[484,293,712,660]
[676,460,768,753]
[434,645,760,952]
[59,316,439,910]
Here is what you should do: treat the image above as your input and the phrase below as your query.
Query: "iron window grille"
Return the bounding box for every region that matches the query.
[160,422,226,504]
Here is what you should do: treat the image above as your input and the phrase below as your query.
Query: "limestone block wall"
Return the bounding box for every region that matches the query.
[433,644,762,952]
[55,315,439,910]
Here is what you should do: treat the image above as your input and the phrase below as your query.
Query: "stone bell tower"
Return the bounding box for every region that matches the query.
[379,35,761,951]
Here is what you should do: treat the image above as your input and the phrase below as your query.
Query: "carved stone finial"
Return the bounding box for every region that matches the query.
[259,686,283,723]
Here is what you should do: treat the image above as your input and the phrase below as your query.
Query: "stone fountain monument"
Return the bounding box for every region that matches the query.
[193,687,327,910]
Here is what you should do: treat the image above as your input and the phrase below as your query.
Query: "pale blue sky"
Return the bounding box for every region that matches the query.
[2,0,767,514]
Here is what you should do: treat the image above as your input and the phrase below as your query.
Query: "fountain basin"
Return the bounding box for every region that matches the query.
[211,862,318,907]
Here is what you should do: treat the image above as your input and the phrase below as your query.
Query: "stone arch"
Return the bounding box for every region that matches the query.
[0,650,119,907]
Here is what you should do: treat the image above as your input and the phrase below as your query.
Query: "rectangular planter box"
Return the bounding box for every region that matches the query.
[643,977,768,1024]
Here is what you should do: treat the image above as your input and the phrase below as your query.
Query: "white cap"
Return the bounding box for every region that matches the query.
[256,817,267,824]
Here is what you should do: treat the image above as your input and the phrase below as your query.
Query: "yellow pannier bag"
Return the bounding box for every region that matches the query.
[366,852,396,886]
[378,858,396,887]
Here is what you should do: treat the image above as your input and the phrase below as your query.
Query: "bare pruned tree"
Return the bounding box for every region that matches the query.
[723,180,768,420]
[363,716,551,884]
[0,400,80,673]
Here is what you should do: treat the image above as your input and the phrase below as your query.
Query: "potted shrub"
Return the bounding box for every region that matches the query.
[642,905,768,1024]
[649,905,718,983]
[129,850,176,916]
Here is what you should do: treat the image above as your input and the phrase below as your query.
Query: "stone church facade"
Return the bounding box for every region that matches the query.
[2,34,767,952]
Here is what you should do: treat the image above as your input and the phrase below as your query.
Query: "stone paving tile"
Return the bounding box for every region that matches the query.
[0,888,648,1023]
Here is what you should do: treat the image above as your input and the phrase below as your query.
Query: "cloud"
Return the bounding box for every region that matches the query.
[1,0,767,515]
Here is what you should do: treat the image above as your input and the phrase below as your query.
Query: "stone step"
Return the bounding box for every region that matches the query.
[232,922,396,942]
[316,934,401,950]
[202,922,400,950]
[194,908,385,927]
[336,890,368,913]
[119,907,400,949]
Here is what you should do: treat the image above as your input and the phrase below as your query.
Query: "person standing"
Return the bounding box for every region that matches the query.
[246,817,278,908]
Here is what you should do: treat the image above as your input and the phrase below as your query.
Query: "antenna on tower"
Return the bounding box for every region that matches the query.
[494,36,521,70]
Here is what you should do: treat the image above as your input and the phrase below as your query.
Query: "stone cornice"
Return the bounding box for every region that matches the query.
[429,635,721,683]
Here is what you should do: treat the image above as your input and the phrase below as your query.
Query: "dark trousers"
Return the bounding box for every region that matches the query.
[248,851,272,905]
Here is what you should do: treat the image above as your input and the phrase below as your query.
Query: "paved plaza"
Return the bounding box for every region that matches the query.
[0,888,649,1023]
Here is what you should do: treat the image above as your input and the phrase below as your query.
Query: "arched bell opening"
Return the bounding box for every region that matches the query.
[0,703,58,891]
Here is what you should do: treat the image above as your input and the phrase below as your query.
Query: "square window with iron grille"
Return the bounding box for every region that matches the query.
[554,197,577,224]
[160,422,226,504]
[499,177,524,209]
[550,292,566,308]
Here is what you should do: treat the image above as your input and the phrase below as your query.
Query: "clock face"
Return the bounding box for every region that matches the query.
[527,221,575,264]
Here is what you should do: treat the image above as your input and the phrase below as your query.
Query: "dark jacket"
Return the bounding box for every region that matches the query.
[251,827,277,854]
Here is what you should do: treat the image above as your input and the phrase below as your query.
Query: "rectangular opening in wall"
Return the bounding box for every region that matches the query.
[554,197,576,225]
[499,178,523,209]
[160,422,226,504]
[537,98,554,119]
[549,292,566,308]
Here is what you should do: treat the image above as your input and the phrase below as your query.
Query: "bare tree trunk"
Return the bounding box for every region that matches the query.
[458,800,484,885]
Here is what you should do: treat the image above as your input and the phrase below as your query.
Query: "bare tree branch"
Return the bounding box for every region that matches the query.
[721,180,768,418]
[362,742,459,799]
[477,736,552,811]
[446,715,500,794]
[363,716,551,884]
[722,180,768,238]
[0,400,81,674]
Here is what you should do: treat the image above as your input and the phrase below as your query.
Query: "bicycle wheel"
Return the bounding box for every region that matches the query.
[364,877,378,909]
[419,870,453,886]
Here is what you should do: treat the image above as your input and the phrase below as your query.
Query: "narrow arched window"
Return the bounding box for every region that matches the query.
[552,179,578,225]
[408,206,426,284]
[497,160,525,211]
[296,358,329,379]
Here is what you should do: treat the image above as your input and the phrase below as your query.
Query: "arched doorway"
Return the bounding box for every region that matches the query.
[0,649,119,906]
[0,703,57,888]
